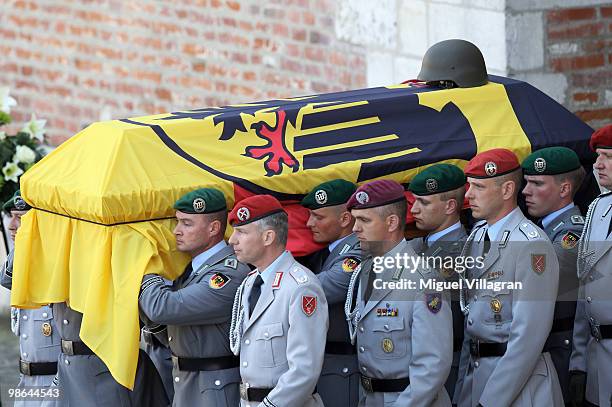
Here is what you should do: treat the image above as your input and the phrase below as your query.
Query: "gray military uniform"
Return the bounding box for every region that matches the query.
[455,208,563,407]
[139,243,248,407]
[1,249,61,407]
[541,205,583,402]
[230,251,329,407]
[140,324,173,400]
[313,233,361,407]
[409,224,467,400]
[348,239,453,407]
[570,192,612,405]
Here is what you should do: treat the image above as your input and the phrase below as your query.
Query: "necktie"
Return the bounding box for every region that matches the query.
[607,216,612,237]
[249,275,264,315]
[483,229,491,257]
[182,263,193,281]
[363,258,376,301]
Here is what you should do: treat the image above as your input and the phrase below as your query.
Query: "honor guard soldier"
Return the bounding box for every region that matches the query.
[228,195,329,407]
[521,147,586,405]
[139,188,249,406]
[301,179,361,407]
[0,190,62,406]
[408,164,468,398]
[140,300,174,400]
[455,148,563,407]
[345,180,453,407]
[570,124,612,407]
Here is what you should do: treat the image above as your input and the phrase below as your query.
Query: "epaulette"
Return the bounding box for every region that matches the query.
[519,222,540,240]
[224,258,238,269]
[289,266,309,285]
[570,215,584,225]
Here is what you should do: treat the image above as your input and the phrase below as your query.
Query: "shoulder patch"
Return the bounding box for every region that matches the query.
[301,295,317,316]
[224,258,238,269]
[570,215,584,225]
[425,293,443,314]
[209,272,231,289]
[290,267,309,284]
[342,257,360,273]
[519,222,540,240]
[531,254,546,274]
[561,231,580,249]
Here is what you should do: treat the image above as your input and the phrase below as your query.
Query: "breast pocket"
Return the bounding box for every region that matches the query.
[481,290,512,326]
[371,319,407,359]
[255,322,287,367]
[32,307,58,348]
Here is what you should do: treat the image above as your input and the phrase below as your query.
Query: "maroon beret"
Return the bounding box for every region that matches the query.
[229,195,286,226]
[590,124,612,151]
[464,148,520,178]
[347,180,406,210]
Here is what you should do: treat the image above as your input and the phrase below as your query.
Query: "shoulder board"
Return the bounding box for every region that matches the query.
[289,266,309,285]
[224,258,238,269]
[570,215,584,225]
[519,222,540,240]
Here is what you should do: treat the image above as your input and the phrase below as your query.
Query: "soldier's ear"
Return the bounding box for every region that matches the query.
[339,210,352,228]
[262,229,276,247]
[559,181,571,199]
[387,214,401,233]
[444,198,458,215]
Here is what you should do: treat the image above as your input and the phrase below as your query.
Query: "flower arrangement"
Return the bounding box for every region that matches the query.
[0,87,46,206]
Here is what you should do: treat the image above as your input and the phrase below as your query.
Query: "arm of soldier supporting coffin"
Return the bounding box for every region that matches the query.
[479,240,559,407]
[394,291,453,407]
[569,291,589,372]
[0,249,14,290]
[138,273,242,326]
[453,325,472,404]
[262,284,329,407]
[316,247,361,305]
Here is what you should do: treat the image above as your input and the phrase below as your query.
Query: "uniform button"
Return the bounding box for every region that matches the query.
[64,359,70,365]
[214,380,221,386]
[589,275,594,281]
[359,346,365,353]
[384,324,389,330]
[42,312,48,318]
[22,352,27,358]
[468,319,473,325]
[586,297,592,303]
[564,339,570,345]
[21,334,27,339]
[242,362,248,367]
[361,366,367,372]
[589,317,595,323]
[169,336,173,341]
[174,377,179,383]
[342,367,349,373]
[264,332,269,337]
[63,319,69,325]
[244,339,250,345]
[474,361,479,368]
[22,315,28,320]
[359,326,364,333]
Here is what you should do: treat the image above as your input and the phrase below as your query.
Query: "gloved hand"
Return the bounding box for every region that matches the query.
[568,370,586,406]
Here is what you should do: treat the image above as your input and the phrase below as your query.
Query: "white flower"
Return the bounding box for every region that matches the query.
[13,145,36,164]
[0,131,5,141]
[21,113,46,142]
[2,161,23,183]
[0,87,17,114]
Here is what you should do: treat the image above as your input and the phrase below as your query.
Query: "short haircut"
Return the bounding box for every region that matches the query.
[440,186,466,214]
[494,168,523,195]
[206,210,228,235]
[374,199,407,229]
[552,166,586,199]
[255,211,289,246]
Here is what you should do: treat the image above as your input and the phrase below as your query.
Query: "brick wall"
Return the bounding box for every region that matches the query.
[0,0,366,146]
[546,4,611,130]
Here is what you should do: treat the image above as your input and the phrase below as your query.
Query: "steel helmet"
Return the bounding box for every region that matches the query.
[417,39,488,88]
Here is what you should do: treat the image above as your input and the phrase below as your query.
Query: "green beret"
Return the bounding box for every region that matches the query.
[2,190,31,214]
[301,179,357,209]
[174,188,227,214]
[409,164,466,196]
[521,147,581,176]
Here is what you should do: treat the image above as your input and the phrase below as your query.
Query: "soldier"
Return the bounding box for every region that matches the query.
[521,147,585,405]
[0,190,62,407]
[570,124,612,407]
[455,148,563,407]
[139,188,249,406]
[408,164,467,398]
[301,179,361,407]
[228,194,329,407]
[345,179,453,407]
[140,303,174,400]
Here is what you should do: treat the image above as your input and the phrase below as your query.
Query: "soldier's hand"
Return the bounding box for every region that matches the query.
[568,370,586,406]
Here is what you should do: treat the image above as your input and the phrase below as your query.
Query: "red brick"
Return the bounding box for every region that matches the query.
[310,31,330,45]
[21,66,33,76]
[573,71,612,88]
[551,54,604,71]
[155,88,172,101]
[305,47,326,62]
[601,6,612,18]
[573,92,598,103]
[281,58,303,73]
[226,1,241,11]
[303,11,315,25]
[272,23,289,36]
[548,7,596,23]
[243,71,256,81]
[583,40,609,53]
[575,108,612,122]
[292,29,307,41]
[548,22,604,40]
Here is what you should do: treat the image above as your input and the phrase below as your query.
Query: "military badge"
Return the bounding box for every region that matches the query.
[490,298,502,313]
[236,207,250,221]
[531,254,546,274]
[192,197,206,213]
[342,257,360,273]
[484,161,497,176]
[533,157,546,173]
[376,303,398,317]
[425,178,438,193]
[41,322,52,337]
[426,293,442,314]
[14,197,27,211]
[302,295,317,317]
[209,272,230,289]
[356,191,370,205]
[382,338,394,353]
[314,189,328,205]
[272,271,284,288]
[561,231,579,249]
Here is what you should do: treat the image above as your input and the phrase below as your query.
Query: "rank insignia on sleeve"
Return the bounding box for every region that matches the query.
[209,272,230,289]
[426,293,442,314]
[561,231,579,249]
[302,295,317,317]
[342,257,360,273]
[531,254,546,274]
